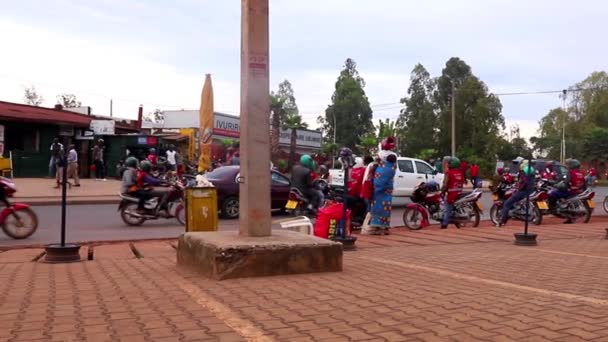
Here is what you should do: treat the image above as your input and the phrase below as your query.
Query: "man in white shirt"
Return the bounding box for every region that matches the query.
[166,145,178,172]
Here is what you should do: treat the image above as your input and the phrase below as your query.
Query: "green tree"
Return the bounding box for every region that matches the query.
[324,58,374,150]
[357,133,378,157]
[283,112,308,171]
[433,57,505,158]
[270,80,299,159]
[582,127,608,162]
[56,93,81,108]
[397,63,436,156]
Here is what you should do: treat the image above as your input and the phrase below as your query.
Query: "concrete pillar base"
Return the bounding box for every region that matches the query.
[177,230,343,280]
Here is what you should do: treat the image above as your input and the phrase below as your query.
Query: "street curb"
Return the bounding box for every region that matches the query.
[16,198,119,206]
[0,237,179,251]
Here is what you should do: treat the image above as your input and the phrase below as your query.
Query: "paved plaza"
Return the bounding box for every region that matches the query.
[2,219,608,341]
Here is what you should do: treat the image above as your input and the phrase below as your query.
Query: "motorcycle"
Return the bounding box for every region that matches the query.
[402,182,483,230]
[0,177,38,239]
[118,181,186,226]
[489,185,546,226]
[285,179,329,216]
[551,188,595,223]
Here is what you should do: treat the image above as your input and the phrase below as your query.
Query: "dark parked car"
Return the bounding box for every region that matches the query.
[204,166,291,219]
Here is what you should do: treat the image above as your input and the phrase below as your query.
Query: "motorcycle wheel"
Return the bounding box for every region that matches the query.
[489,204,501,225]
[120,203,146,226]
[603,196,608,214]
[456,205,480,228]
[175,203,186,226]
[531,204,543,225]
[2,208,38,239]
[582,200,593,223]
[402,207,423,230]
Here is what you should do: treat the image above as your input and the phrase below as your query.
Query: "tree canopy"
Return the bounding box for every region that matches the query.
[323,58,374,151]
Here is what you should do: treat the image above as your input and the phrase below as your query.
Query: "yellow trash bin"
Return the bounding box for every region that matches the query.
[185,187,218,232]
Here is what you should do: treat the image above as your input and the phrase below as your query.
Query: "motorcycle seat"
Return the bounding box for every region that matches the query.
[290,188,304,197]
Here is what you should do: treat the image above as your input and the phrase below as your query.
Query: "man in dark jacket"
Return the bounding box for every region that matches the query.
[291,155,322,211]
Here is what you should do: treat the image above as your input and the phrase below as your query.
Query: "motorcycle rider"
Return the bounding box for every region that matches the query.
[548,158,585,222]
[147,148,157,167]
[135,160,169,214]
[291,155,323,213]
[120,157,139,197]
[441,157,465,229]
[498,162,535,227]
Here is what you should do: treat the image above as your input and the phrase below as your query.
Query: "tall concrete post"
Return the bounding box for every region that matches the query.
[239,0,271,237]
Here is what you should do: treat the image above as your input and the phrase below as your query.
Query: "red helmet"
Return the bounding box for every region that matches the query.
[380,136,396,150]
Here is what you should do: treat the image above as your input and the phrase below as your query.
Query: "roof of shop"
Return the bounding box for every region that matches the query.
[0,101,93,127]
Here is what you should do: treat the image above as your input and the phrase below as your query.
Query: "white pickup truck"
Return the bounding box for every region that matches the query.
[328,157,444,197]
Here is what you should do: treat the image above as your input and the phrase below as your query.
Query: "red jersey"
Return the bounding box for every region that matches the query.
[147,154,157,166]
[470,164,479,177]
[588,168,597,177]
[348,168,365,197]
[569,169,585,193]
[445,168,464,203]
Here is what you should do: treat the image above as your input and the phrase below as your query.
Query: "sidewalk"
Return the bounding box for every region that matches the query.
[13,178,120,205]
[2,221,608,341]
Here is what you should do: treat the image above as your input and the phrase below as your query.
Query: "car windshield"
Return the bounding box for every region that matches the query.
[205,167,237,179]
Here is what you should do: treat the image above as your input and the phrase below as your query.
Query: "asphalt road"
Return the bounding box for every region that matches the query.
[2,187,606,247]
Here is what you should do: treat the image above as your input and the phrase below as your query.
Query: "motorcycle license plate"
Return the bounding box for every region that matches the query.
[285,200,298,210]
[537,201,549,210]
[587,200,596,209]
[492,194,498,201]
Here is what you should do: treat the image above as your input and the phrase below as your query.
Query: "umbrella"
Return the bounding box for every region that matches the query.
[198,74,214,173]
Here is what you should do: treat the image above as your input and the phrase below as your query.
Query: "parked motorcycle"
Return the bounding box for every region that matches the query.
[118,181,186,226]
[285,179,329,216]
[402,182,483,230]
[0,177,38,239]
[489,186,546,226]
[551,188,595,223]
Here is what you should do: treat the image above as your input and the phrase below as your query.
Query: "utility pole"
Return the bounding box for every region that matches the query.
[332,113,336,168]
[561,89,567,163]
[110,99,113,117]
[451,83,456,157]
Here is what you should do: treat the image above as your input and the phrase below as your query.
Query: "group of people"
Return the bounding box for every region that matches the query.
[494,158,588,226]
[49,138,108,188]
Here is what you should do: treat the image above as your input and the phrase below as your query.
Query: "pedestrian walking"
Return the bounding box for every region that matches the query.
[368,154,397,235]
[54,149,67,189]
[67,144,80,187]
[166,145,178,171]
[470,163,480,189]
[92,139,106,181]
[49,138,63,178]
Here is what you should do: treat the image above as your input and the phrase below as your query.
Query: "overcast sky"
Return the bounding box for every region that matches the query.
[1,0,607,140]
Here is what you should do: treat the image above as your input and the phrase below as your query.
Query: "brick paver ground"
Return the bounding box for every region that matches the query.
[3,220,608,341]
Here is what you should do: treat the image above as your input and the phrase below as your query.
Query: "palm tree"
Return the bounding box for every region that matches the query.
[269,95,286,160]
[357,133,378,156]
[283,112,308,171]
[376,118,397,139]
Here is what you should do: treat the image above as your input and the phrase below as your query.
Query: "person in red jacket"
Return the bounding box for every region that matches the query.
[470,163,480,189]
[548,159,585,222]
[348,157,365,197]
[441,157,465,229]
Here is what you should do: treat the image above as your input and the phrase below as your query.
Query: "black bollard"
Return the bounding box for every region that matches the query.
[514,157,538,246]
[44,151,81,263]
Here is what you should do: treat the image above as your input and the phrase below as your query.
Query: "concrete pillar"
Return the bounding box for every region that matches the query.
[239,0,271,237]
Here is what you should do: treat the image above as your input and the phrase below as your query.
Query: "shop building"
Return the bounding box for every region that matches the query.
[153,110,322,162]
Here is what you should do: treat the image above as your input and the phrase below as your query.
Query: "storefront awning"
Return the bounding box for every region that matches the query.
[0,101,92,127]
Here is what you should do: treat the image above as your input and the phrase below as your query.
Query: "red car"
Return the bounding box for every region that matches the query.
[204,166,292,219]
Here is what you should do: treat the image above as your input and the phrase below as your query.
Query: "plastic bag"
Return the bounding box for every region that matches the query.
[314,202,351,239]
